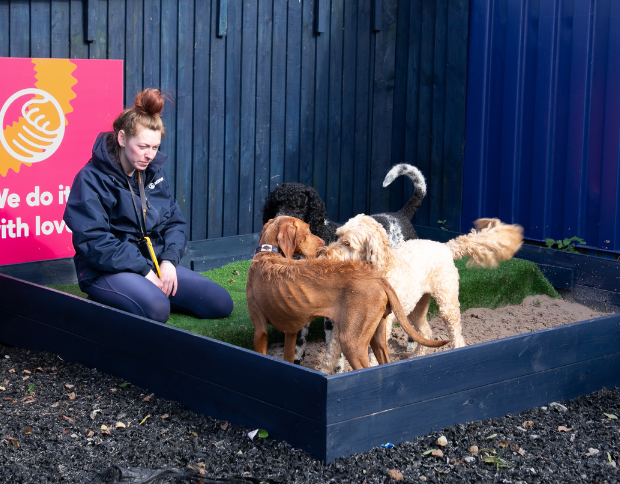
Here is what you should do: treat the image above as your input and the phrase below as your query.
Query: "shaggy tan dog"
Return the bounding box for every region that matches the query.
[246,216,448,371]
[321,215,524,368]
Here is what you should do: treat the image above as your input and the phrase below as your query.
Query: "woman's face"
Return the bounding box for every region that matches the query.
[118,126,161,176]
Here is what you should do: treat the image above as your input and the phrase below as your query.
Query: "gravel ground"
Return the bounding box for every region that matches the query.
[1,343,619,484]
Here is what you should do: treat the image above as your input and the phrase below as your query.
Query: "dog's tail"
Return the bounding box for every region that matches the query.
[382,164,426,220]
[382,279,450,348]
[445,218,524,268]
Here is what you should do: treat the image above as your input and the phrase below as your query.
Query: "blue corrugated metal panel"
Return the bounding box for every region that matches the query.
[463,0,620,254]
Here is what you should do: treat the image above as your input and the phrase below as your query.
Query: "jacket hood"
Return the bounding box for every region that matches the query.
[90,132,168,180]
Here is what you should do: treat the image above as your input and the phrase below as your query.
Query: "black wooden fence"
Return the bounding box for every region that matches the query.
[0,0,469,241]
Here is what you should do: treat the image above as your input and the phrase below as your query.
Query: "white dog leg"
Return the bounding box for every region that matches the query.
[320,326,342,375]
[294,325,309,365]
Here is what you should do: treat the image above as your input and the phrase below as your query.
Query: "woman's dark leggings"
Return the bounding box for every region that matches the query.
[83,266,234,323]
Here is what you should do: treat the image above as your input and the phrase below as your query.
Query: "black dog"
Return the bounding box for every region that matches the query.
[261,163,427,367]
[262,163,426,245]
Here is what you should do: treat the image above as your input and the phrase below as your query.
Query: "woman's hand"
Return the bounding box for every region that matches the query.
[145,270,164,291]
[159,261,178,297]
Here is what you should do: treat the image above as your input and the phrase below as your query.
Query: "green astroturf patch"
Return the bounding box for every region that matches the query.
[49,256,559,349]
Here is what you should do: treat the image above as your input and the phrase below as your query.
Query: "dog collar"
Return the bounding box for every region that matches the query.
[254,244,282,256]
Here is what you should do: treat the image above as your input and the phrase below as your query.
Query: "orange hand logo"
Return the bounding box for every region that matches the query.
[0,59,77,176]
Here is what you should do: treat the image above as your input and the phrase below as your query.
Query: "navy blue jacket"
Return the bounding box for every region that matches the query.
[64,132,187,290]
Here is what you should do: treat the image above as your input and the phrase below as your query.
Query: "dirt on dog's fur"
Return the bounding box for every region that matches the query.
[267,295,611,372]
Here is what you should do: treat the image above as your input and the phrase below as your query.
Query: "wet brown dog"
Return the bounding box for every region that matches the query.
[246,216,449,371]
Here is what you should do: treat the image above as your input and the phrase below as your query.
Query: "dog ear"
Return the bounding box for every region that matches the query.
[363,223,390,270]
[277,223,297,259]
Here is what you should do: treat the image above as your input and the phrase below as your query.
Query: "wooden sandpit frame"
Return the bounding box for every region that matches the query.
[0,228,619,464]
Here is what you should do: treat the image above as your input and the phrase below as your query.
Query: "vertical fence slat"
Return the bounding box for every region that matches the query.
[31,0,51,57]
[175,0,194,233]
[404,0,421,221]
[284,0,302,183]
[389,0,410,213]
[224,0,241,237]
[107,0,125,60]
[339,0,358,221]
[191,0,211,241]
[239,0,258,234]
[253,0,272,229]
[441,0,468,231]
[124,1,143,105]
[143,0,161,87]
[208,1,227,238]
[326,0,344,218]
[10,1,30,57]
[160,0,178,191]
[299,0,316,187]
[313,0,330,204]
[0,2,8,57]
[354,0,372,216]
[89,0,107,59]
[369,0,398,214]
[269,0,287,191]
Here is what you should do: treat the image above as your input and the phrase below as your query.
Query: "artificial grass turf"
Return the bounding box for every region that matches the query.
[49,257,559,351]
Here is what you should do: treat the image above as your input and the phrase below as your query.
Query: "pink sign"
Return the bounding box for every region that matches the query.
[0,58,123,265]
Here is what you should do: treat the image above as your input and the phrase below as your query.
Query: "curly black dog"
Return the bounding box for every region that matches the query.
[261,163,427,367]
[262,164,425,245]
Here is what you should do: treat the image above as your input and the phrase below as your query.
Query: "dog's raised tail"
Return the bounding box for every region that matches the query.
[445,218,524,268]
[382,279,450,348]
[382,164,426,220]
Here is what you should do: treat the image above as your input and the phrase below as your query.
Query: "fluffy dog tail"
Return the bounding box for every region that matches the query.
[382,279,450,348]
[382,164,427,220]
[445,218,524,268]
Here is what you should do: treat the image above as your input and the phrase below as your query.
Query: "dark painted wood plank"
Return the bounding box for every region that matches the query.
[0,258,77,285]
[326,351,620,463]
[238,0,258,234]
[10,0,30,57]
[388,0,411,213]
[0,274,327,422]
[326,313,620,423]
[572,284,620,314]
[284,0,302,183]
[143,0,161,86]
[0,310,327,461]
[373,0,382,31]
[223,0,241,236]
[0,1,9,57]
[217,0,228,36]
[326,0,344,218]
[69,0,88,58]
[269,0,287,191]
[190,0,212,241]
[175,0,195,233]
[253,0,273,228]
[208,0,227,238]
[107,0,125,60]
[429,0,447,229]
[86,0,96,41]
[536,263,574,290]
[316,0,327,33]
[338,0,357,221]
[441,0,468,230]
[313,0,330,205]
[89,0,108,59]
[31,0,51,57]
[124,1,143,105]
[160,0,178,191]
[415,0,435,225]
[403,0,422,220]
[51,1,71,59]
[354,0,372,216]
[182,233,259,267]
[369,0,398,214]
[299,0,316,187]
